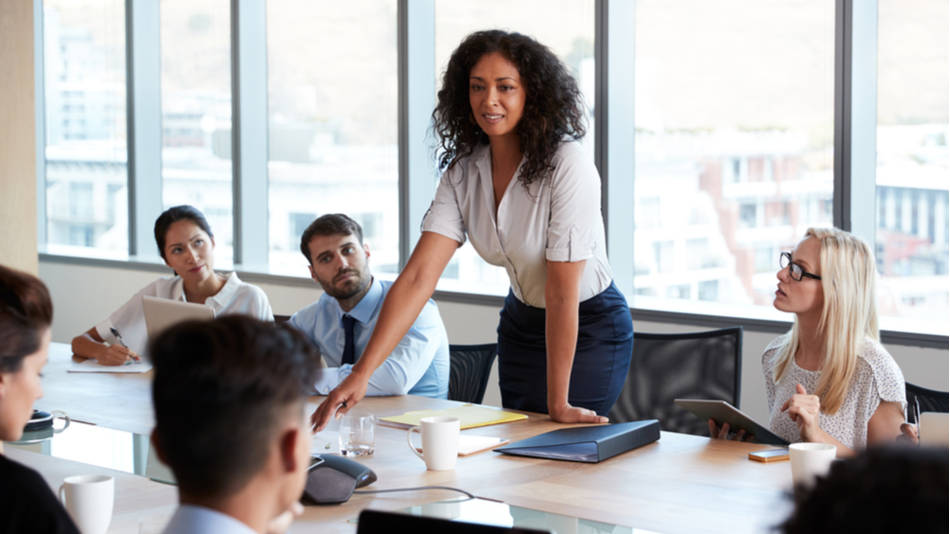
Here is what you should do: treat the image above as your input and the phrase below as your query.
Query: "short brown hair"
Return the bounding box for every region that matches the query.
[150,316,319,498]
[0,264,53,373]
[299,213,364,264]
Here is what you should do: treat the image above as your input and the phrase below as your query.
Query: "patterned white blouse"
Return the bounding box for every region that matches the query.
[762,334,906,449]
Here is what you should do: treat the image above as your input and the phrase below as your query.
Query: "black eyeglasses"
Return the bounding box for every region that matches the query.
[780,252,821,281]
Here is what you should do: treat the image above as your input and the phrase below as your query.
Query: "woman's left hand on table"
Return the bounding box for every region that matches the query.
[549,402,608,424]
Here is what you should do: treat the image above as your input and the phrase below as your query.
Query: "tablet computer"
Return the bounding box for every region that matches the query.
[143,295,215,341]
[673,399,788,445]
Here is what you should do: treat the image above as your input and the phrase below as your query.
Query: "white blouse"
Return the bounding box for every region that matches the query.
[421,141,612,308]
[94,272,273,356]
[762,334,907,449]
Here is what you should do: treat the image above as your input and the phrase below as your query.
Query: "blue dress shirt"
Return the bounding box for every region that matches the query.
[290,278,449,398]
[161,504,257,534]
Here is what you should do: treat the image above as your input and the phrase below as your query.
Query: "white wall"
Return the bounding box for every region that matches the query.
[40,259,948,423]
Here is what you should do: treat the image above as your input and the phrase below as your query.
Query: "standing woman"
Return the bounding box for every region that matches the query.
[712,228,907,455]
[0,265,80,533]
[314,30,633,428]
[71,205,273,364]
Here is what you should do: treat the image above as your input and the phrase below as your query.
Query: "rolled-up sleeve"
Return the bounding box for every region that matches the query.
[331,317,443,396]
[545,147,601,263]
[421,168,467,245]
[94,285,156,356]
[288,287,442,396]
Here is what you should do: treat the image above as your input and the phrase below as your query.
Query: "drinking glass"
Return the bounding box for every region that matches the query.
[338,413,375,457]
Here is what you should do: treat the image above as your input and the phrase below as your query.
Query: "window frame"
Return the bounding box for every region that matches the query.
[33,0,947,348]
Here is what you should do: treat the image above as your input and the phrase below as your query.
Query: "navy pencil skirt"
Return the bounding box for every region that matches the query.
[496,282,634,416]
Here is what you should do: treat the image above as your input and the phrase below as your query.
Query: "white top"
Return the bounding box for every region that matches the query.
[762,334,907,449]
[421,141,612,307]
[161,504,257,534]
[95,272,273,356]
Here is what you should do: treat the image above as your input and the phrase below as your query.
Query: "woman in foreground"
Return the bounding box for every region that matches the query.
[0,264,80,532]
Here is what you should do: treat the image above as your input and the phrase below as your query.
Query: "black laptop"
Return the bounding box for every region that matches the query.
[356,510,550,534]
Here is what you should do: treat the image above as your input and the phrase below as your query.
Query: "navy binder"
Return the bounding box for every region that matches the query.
[494,420,660,463]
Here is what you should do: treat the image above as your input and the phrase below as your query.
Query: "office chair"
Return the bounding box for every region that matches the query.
[608,327,743,436]
[449,343,497,404]
[906,382,949,423]
[273,314,291,323]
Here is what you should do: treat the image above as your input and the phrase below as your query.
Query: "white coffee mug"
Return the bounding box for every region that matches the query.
[407,416,460,471]
[59,474,114,534]
[788,442,836,490]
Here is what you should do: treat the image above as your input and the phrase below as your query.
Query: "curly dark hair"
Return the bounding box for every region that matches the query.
[432,30,587,185]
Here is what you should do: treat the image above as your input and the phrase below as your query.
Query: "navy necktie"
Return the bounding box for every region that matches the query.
[341,314,357,365]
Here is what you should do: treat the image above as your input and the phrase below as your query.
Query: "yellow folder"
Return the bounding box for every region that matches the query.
[379,403,527,430]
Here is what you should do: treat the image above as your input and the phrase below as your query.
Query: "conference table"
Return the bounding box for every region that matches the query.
[10,343,795,533]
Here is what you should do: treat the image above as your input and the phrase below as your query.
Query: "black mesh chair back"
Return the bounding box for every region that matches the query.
[449,343,498,404]
[906,382,949,423]
[274,314,291,323]
[608,327,742,436]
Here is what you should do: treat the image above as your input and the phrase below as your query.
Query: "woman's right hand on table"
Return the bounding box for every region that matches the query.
[71,329,139,366]
[96,343,139,366]
[311,371,369,432]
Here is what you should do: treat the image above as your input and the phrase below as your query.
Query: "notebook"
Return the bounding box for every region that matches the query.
[67,358,152,373]
[411,434,510,457]
[494,420,660,463]
[379,404,527,430]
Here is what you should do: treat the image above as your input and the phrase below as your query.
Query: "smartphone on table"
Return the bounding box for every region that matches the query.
[748,448,789,463]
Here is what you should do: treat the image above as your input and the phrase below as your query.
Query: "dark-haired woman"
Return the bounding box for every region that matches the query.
[71,205,273,364]
[314,30,633,428]
[0,264,80,533]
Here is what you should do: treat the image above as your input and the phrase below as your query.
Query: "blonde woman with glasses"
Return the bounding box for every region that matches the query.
[712,228,907,456]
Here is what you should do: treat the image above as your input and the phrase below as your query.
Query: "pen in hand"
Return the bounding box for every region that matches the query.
[901,395,922,445]
[109,327,140,364]
[913,396,921,437]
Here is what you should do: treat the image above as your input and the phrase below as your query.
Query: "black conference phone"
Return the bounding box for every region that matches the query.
[303,453,377,505]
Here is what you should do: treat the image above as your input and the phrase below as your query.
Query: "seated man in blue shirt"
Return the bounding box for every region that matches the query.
[290,213,450,398]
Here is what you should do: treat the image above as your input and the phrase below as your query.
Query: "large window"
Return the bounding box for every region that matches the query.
[432,0,596,294]
[36,2,948,339]
[42,0,127,255]
[875,0,949,335]
[631,0,835,321]
[266,1,398,276]
[160,1,234,266]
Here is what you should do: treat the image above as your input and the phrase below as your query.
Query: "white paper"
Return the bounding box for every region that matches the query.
[67,358,152,373]
[457,434,507,455]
